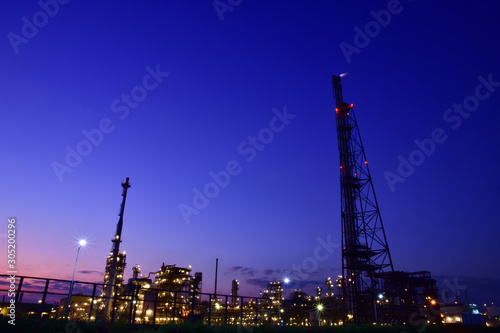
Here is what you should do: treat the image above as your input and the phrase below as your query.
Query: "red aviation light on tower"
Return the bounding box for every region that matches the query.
[332,74,394,325]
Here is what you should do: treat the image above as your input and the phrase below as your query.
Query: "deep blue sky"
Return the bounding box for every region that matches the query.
[1,1,499,306]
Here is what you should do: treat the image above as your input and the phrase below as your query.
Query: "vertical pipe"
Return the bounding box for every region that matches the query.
[191,290,196,323]
[111,289,118,322]
[255,298,258,325]
[42,279,50,304]
[65,245,82,319]
[173,291,177,321]
[214,258,218,300]
[152,289,158,325]
[89,283,97,321]
[240,297,244,325]
[15,277,24,304]
[224,295,228,325]
[127,285,136,324]
[208,294,212,326]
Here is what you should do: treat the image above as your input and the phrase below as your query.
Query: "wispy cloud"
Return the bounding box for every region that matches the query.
[245,278,270,287]
[79,270,104,276]
[227,266,255,277]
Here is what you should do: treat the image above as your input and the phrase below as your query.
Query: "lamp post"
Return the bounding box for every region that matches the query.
[374,293,383,324]
[316,303,324,326]
[65,239,86,319]
[278,278,290,326]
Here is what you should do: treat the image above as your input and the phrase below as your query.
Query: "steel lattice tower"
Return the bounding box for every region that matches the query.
[332,76,393,324]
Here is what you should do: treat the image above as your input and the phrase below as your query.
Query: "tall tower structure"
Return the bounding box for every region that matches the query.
[231,279,239,307]
[103,177,131,320]
[332,76,393,324]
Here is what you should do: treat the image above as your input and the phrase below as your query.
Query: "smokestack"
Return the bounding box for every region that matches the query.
[214,258,218,300]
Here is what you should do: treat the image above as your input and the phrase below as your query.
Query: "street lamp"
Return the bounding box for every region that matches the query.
[316,303,324,326]
[65,239,86,319]
[374,293,384,324]
[278,278,290,326]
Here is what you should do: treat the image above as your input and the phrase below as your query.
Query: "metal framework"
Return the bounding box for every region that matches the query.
[103,177,131,319]
[332,76,393,324]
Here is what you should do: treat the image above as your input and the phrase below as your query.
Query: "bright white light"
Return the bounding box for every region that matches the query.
[284,278,290,284]
[340,73,348,77]
[317,304,324,311]
[378,293,384,300]
[78,239,87,246]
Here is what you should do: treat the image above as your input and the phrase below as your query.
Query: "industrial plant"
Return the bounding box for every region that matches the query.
[1,77,497,328]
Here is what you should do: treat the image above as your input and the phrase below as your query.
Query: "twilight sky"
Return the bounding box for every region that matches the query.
[1,1,500,305]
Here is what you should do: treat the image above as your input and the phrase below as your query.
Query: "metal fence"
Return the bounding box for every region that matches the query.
[0,275,307,325]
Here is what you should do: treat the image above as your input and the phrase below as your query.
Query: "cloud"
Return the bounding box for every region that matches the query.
[246,278,270,288]
[79,270,104,276]
[227,266,255,277]
[19,279,48,290]
[228,266,243,272]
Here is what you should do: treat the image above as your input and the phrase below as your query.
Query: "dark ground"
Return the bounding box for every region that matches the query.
[1,317,499,333]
